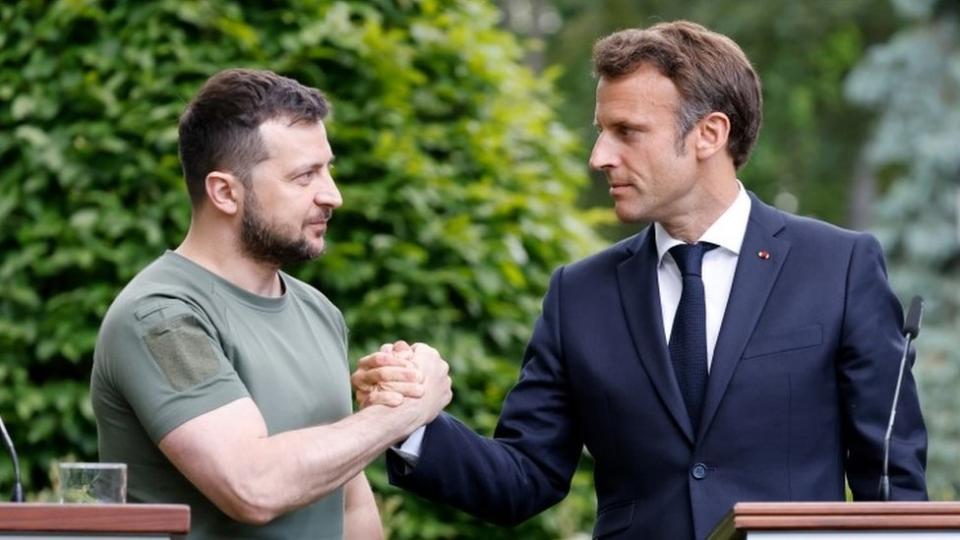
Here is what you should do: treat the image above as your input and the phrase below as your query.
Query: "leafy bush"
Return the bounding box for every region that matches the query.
[0,1,601,537]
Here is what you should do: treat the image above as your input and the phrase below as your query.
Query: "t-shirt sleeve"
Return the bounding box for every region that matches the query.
[99,297,250,443]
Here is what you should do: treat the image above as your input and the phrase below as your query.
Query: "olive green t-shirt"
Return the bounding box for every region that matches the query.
[91,251,352,539]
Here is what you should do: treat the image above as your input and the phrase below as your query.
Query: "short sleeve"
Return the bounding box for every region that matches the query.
[98,297,250,443]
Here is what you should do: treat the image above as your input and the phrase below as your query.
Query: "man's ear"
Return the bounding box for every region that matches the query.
[204,171,243,216]
[694,111,731,161]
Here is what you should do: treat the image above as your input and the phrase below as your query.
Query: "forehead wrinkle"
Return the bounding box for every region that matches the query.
[261,120,328,152]
[597,91,678,130]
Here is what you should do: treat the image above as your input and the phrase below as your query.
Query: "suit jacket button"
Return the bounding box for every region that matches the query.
[691,463,707,480]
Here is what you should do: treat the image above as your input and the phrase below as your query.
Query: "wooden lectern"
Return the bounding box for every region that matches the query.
[0,503,189,539]
[710,502,960,539]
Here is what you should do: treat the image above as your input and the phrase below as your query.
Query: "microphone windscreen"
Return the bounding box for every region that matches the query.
[903,295,923,338]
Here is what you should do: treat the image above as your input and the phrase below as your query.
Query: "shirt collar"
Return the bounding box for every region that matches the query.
[655,182,752,265]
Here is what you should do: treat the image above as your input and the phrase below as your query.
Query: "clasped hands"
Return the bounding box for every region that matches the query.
[351,341,452,425]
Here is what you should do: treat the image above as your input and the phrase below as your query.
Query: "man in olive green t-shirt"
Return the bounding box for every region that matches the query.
[91,69,451,539]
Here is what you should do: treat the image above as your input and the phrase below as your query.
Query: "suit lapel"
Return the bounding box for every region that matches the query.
[617,229,695,443]
[698,195,790,440]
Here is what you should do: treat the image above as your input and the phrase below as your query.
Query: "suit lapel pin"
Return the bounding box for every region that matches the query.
[757,250,771,260]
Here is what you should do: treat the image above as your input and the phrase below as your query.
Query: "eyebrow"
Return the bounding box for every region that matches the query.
[594,118,648,130]
[289,156,335,178]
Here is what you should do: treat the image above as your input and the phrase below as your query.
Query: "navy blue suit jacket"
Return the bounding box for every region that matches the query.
[389,195,927,539]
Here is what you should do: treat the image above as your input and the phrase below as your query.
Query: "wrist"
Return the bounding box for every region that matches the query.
[366,401,426,442]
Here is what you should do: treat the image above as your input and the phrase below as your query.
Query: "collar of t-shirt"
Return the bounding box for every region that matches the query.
[654,183,752,371]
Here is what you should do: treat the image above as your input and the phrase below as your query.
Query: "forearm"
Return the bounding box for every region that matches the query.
[841,234,928,499]
[344,473,383,540]
[390,413,579,527]
[161,398,425,525]
[235,404,422,520]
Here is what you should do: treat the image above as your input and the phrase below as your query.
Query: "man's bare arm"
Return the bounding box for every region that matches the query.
[343,472,383,540]
[158,346,450,524]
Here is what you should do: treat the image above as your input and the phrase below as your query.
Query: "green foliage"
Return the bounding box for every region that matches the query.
[0,1,601,537]
[845,0,960,500]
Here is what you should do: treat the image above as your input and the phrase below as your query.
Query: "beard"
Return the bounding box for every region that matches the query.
[239,189,331,267]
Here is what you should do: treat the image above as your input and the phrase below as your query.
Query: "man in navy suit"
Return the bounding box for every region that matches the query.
[352,20,927,539]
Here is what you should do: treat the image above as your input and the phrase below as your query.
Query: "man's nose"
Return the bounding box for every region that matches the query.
[589,132,617,171]
[315,173,343,209]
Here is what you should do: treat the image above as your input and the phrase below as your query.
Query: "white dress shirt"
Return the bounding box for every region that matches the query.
[656,184,751,371]
[395,184,752,461]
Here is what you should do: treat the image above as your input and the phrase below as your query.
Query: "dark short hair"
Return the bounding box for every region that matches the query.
[178,68,330,206]
[593,21,762,169]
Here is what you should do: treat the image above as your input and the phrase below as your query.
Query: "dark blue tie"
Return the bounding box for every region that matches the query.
[669,242,717,432]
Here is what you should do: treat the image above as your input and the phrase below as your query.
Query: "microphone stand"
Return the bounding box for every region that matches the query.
[0,413,23,502]
[879,296,923,501]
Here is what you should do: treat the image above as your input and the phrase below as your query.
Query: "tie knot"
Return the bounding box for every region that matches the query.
[670,242,717,277]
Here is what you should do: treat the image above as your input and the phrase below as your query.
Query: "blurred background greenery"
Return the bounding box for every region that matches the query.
[0,0,957,538]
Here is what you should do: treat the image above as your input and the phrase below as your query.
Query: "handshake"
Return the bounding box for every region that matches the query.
[351,341,453,429]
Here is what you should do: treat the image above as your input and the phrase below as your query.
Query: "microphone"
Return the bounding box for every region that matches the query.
[0,413,24,502]
[879,295,923,501]
[902,296,923,339]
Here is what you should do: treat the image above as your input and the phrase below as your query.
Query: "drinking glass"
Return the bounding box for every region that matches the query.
[57,462,127,503]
